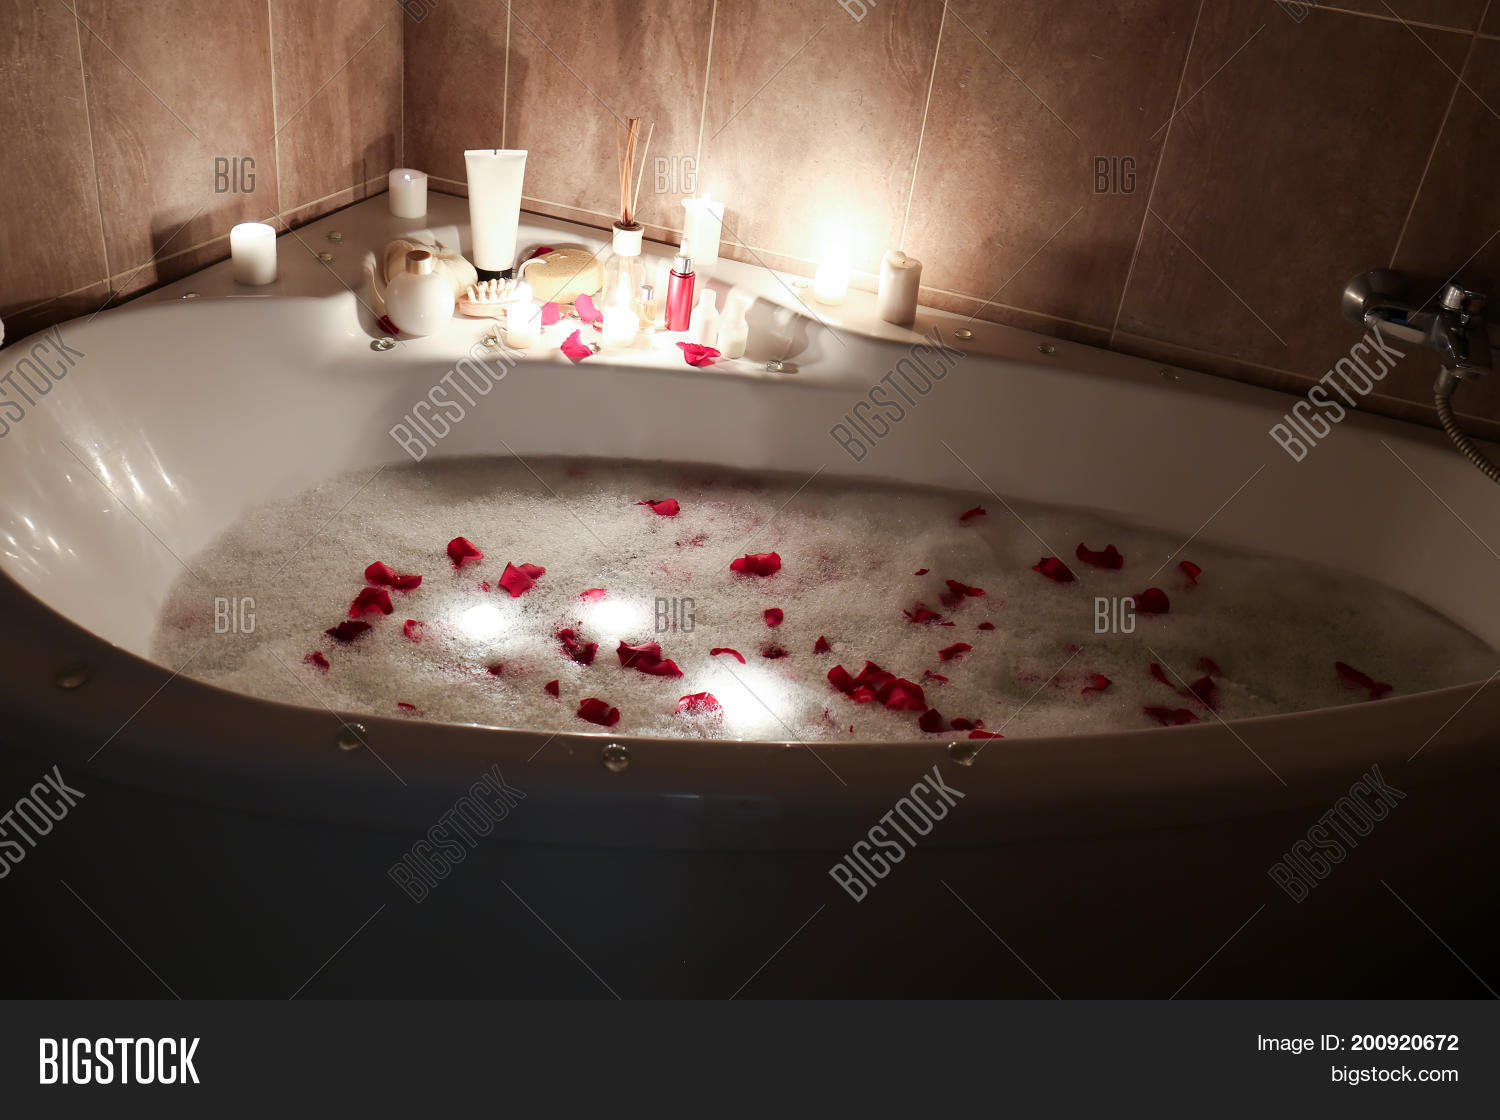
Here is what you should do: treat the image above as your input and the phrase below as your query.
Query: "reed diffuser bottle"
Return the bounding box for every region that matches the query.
[598,116,654,324]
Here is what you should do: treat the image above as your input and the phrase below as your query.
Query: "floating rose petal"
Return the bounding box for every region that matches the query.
[617,640,683,677]
[829,661,899,705]
[918,708,945,733]
[544,679,560,697]
[364,561,422,591]
[914,568,930,576]
[1131,588,1170,614]
[349,586,393,618]
[325,620,371,643]
[575,292,602,324]
[1335,661,1393,700]
[959,506,986,522]
[938,642,972,662]
[1082,673,1111,693]
[304,651,330,671]
[557,627,598,665]
[676,692,723,717]
[950,717,982,731]
[636,498,680,517]
[945,578,986,600]
[580,588,607,602]
[813,635,831,654]
[977,622,995,631]
[1144,706,1199,726]
[447,537,483,569]
[397,702,420,714]
[676,341,720,367]
[730,552,781,577]
[578,698,620,727]
[499,561,546,597]
[710,647,746,664]
[922,670,949,684]
[1148,662,1173,687]
[403,619,425,643]
[560,329,592,362]
[1199,656,1222,676]
[540,301,561,326]
[878,678,928,712]
[1180,560,1202,586]
[903,604,944,624]
[479,581,491,592]
[486,663,505,677]
[1033,557,1076,583]
[764,608,784,628]
[762,645,788,659]
[968,729,1004,740]
[1185,675,1218,709]
[1076,542,1124,570]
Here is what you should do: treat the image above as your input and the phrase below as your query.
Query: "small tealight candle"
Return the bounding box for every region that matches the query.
[812,258,850,306]
[602,305,640,348]
[504,285,540,349]
[229,222,277,286]
[388,168,428,219]
[682,193,724,270]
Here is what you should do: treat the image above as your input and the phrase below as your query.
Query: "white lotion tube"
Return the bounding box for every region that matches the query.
[465,149,528,278]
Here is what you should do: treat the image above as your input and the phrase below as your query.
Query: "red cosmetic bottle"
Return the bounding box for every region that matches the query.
[665,240,695,332]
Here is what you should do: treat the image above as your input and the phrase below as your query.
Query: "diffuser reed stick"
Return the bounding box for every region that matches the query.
[615,116,653,228]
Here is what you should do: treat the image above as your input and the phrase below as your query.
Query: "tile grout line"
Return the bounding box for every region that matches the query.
[1107,0,1205,349]
[70,5,112,289]
[501,3,510,147]
[266,0,283,216]
[693,0,720,186]
[399,8,405,166]
[1388,0,1489,266]
[899,0,950,251]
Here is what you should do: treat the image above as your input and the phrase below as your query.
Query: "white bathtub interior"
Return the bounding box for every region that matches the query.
[3,195,1498,695]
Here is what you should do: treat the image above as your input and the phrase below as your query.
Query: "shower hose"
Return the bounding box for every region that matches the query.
[1434,368,1500,484]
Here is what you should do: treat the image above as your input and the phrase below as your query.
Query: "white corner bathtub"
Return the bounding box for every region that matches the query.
[2,195,1497,998]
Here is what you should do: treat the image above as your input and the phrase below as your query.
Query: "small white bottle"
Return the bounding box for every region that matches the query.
[385,249,455,337]
[716,294,752,359]
[688,288,719,347]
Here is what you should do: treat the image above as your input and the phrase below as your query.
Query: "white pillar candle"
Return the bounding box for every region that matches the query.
[877,249,922,325]
[388,168,428,219]
[602,305,640,348]
[682,193,724,270]
[504,293,541,349]
[229,222,277,285]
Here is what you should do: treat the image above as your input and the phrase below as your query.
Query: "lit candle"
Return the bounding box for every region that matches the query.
[682,193,724,270]
[229,222,277,285]
[877,249,922,325]
[504,284,540,349]
[602,281,640,348]
[388,168,428,219]
[812,258,849,305]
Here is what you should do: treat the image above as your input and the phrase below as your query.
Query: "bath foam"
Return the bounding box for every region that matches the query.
[150,457,1496,742]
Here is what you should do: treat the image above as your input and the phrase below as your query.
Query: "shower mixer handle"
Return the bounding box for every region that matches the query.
[1342,268,1491,379]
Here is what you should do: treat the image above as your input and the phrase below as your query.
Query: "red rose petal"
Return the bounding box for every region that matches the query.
[959,506,986,522]
[349,586,393,618]
[676,341,720,367]
[1180,560,1202,586]
[540,301,561,325]
[325,620,371,643]
[977,622,995,631]
[914,568,930,576]
[877,678,928,712]
[762,645,788,659]
[1335,661,1393,700]
[829,661,906,705]
[397,702,419,714]
[364,561,422,591]
[578,698,620,727]
[1075,542,1124,570]
[1131,587,1170,614]
[710,647,746,664]
[1082,673,1111,693]
[675,691,722,717]
[447,537,483,569]
[499,561,546,597]
[938,642,972,662]
[557,627,598,665]
[922,670,949,684]
[402,619,424,643]
[968,729,1004,739]
[304,651,330,671]
[813,635,831,654]
[636,498,680,517]
[486,663,505,677]
[1032,557,1076,583]
[730,552,781,577]
[1148,662,1173,687]
[949,717,981,730]
[918,708,945,733]
[1198,656,1222,676]
[544,679,560,697]
[575,292,602,324]
[560,329,592,362]
[1144,706,1199,726]
[903,604,944,624]
[580,588,607,602]
[1185,675,1218,709]
[479,581,491,592]
[617,640,683,678]
[945,578,986,599]
[764,608,784,627]
[524,245,555,261]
